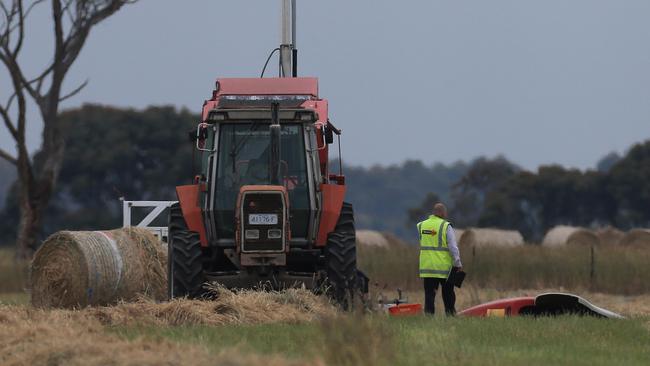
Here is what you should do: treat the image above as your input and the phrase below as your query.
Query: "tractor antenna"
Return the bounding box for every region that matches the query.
[260,47,281,78]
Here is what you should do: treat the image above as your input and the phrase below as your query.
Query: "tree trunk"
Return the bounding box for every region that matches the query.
[14,166,60,260]
[15,199,42,260]
[13,112,64,261]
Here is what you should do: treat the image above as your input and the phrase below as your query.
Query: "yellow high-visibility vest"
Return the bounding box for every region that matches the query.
[417,215,452,278]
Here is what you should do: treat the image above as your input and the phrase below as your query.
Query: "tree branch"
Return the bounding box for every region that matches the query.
[0,147,17,165]
[12,0,24,55]
[58,78,88,102]
[0,103,19,140]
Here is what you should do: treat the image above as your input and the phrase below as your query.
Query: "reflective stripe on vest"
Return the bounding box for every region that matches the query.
[417,215,452,278]
[419,269,451,275]
[420,246,450,251]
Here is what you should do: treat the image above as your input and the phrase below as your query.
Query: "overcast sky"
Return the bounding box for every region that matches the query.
[1,0,649,170]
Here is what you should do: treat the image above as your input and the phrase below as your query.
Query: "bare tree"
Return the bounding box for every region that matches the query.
[0,0,138,259]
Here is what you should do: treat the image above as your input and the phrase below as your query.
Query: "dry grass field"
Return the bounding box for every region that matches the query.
[1,240,649,365]
[358,237,650,295]
[0,289,328,366]
[1,288,649,366]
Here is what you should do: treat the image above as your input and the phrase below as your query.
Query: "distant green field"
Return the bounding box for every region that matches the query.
[0,291,29,305]
[113,315,650,366]
[0,248,28,293]
[358,241,650,295]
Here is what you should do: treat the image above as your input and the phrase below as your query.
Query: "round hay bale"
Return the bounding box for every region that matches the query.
[458,228,524,248]
[619,229,650,248]
[356,230,390,248]
[378,232,410,247]
[596,226,624,246]
[454,229,464,242]
[541,226,600,247]
[31,227,167,308]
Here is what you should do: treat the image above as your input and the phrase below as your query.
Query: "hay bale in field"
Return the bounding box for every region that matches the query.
[381,232,409,247]
[596,226,624,246]
[356,230,390,248]
[619,229,650,248]
[458,228,524,248]
[31,227,167,308]
[542,226,600,247]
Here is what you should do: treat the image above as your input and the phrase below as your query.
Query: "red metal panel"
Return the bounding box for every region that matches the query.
[216,77,318,97]
[316,183,346,246]
[301,99,330,175]
[458,297,535,317]
[388,303,423,316]
[175,184,208,246]
[201,100,219,121]
[301,99,328,123]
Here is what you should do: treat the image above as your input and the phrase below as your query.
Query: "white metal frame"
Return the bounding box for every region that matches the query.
[122,200,177,241]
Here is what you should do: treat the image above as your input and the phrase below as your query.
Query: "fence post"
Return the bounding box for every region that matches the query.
[590,244,595,290]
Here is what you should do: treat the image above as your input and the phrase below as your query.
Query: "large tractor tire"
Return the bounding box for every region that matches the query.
[325,202,358,310]
[168,203,205,299]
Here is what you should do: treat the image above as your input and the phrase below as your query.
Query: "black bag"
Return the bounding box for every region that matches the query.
[448,270,466,288]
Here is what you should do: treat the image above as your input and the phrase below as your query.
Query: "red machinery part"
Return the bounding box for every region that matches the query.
[176,184,208,246]
[458,293,624,318]
[387,303,423,316]
[458,297,536,317]
[316,183,346,246]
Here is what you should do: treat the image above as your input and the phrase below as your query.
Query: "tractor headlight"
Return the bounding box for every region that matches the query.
[245,229,260,239]
[268,229,282,239]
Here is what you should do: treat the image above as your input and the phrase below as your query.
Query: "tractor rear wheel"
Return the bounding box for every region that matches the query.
[325,202,358,310]
[168,203,205,299]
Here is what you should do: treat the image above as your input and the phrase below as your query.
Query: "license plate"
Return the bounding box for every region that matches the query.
[249,214,278,225]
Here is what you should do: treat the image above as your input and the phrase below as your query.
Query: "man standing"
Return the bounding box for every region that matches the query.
[417,203,462,315]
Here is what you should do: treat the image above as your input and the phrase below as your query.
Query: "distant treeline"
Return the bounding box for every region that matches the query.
[0,105,648,245]
[406,143,650,242]
[473,146,650,241]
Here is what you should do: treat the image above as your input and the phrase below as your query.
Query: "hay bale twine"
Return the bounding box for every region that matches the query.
[596,226,624,246]
[458,228,524,248]
[31,227,167,308]
[542,226,600,247]
[356,230,390,248]
[619,229,650,248]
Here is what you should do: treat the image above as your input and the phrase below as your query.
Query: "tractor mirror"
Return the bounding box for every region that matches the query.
[324,125,334,144]
[196,123,211,152]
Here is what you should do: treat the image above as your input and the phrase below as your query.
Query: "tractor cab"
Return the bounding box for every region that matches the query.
[198,79,327,251]
[203,104,320,246]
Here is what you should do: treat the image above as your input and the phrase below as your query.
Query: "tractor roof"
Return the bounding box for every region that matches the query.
[214,77,318,98]
[202,77,322,121]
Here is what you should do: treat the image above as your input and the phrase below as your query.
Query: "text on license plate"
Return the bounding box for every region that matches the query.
[249,214,278,225]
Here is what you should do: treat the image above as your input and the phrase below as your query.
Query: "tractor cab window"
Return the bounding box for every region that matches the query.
[214,123,310,238]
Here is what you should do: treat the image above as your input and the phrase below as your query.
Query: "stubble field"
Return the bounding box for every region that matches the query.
[1,243,649,365]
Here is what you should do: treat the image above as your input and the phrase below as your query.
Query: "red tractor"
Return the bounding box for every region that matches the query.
[167,2,366,307]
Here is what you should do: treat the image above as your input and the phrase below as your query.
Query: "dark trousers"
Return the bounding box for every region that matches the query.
[423,272,456,315]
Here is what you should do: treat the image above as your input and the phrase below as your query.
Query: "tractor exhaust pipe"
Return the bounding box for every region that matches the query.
[270,103,282,185]
[291,0,297,77]
[280,0,297,77]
